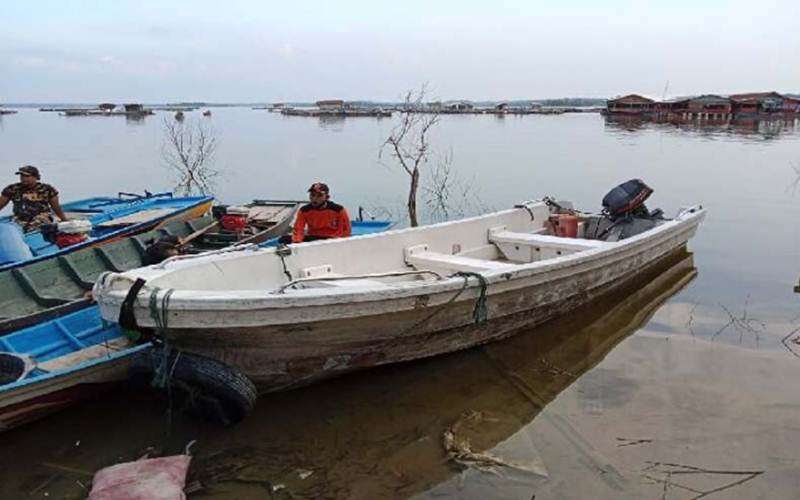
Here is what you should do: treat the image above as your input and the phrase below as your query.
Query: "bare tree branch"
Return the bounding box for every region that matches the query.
[379,84,440,226]
[161,117,219,196]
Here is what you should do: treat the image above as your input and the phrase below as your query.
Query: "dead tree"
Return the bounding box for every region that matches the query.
[422,150,485,223]
[380,85,440,227]
[161,117,219,196]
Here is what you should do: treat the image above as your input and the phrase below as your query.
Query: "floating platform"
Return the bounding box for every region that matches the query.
[60,109,154,117]
[281,108,392,118]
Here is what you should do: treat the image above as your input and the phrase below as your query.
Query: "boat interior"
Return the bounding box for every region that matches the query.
[136,203,668,295]
[0,306,132,388]
[198,200,301,249]
[23,195,210,257]
[0,216,216,332]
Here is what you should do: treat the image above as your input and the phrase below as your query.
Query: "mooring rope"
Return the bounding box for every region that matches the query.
[452,271,489,325]
[147,287,177,390]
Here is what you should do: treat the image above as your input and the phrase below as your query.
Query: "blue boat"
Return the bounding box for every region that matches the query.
[0,219,392,431]
[0,192,214,271]
[258,219,393,247]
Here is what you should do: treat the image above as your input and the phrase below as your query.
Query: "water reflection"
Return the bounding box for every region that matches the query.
[316,114,346,132]
[124,114,148,126]
[603,114,799,141]
[0,249,695,499]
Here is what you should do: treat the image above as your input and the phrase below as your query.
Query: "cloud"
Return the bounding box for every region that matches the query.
[99,55,120,65]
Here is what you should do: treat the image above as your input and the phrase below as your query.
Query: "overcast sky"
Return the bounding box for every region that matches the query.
[1,0,798,103]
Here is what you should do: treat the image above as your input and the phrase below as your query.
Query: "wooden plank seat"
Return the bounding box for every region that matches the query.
[488,227,606,262]
[298,265,391,289]
[95,208,176,227]
[489,229,607,250]
[404,244,516,274]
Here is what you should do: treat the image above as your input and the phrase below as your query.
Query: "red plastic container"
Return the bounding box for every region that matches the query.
[553,214,578,238]
[55,233,89,248]
[221,214,248,232]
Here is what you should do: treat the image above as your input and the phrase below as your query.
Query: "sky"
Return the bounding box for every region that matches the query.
[1,0,798,103]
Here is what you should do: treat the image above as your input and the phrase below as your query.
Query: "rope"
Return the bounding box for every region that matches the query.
[147,287,176,390]
[453,272,489,325]
[276,244,293,281]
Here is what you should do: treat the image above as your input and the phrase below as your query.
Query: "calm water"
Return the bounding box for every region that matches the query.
[1,109,799,499]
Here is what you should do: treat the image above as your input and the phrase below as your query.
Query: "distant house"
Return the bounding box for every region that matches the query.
[316,100,345,111]
[729,92,784,115]
[98,103,116,111]
[444,101,474,111]
[425,101,443,111]
[124,103,144,113]
[781,95,800,113]
[658,95,731,118]
[606,94,656,115]
[688,95,731,114]
[656,97,691,113]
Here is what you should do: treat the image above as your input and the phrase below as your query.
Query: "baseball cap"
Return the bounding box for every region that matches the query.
[307,182,329,194]
[15,165,40,178]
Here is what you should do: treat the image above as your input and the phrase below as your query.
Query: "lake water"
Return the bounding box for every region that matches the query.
[1,109,799,499]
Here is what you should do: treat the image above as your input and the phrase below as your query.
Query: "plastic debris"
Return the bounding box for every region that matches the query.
[87,455,191,500]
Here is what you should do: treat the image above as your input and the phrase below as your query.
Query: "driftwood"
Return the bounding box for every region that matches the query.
[642,461,763,500]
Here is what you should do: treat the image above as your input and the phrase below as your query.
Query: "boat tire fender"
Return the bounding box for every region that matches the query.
[118,278,147,331]
[129,348,258,426]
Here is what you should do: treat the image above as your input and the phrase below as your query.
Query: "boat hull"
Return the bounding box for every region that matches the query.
[0,349,141,431]
[150,219,699,393]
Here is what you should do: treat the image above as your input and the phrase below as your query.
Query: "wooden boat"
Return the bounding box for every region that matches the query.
[195,200,302,250]
[0,192,213,272]
[0,200,304,335]
[0,306,139,431]
[94,194,706,394]
[0,220,394,431]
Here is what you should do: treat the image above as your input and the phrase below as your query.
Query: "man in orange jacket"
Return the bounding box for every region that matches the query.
[280,182,351,244]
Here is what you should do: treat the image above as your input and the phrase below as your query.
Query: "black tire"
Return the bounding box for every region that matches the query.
[128,348,258,426]
[0,353,28,385]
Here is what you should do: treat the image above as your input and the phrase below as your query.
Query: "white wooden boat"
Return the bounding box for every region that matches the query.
[94,196,705,393]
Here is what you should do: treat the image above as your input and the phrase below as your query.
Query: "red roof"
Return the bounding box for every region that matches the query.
[729,92,782,102]
[608,94,655,104]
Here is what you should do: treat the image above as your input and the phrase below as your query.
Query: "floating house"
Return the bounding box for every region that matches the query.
[443,101,474,112]
[729,92,784,115]
[607,91,798,121]
[605,94,656,115]
[124,103,145,113]
[98,103,116,112]
[316,100,346,111]
[783,95,800,113]
[660,95,732,120]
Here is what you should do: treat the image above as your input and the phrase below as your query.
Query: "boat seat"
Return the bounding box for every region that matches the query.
[298,265,390,289]
[489,229,606,250]
[488,227,606,263]
[404,244,515,274]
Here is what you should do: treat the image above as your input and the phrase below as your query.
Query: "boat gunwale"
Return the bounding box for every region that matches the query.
[0,195,214,272]
[0,343,148,395]
[95,205,705,320]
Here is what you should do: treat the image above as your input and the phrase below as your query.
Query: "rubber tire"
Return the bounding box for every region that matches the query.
[0,353,27,385]
[129,348,258,426]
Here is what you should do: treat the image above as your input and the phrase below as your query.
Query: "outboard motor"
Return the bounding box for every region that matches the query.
[52,220,92,248]
[586,179,664,242]
[602,178,653,219]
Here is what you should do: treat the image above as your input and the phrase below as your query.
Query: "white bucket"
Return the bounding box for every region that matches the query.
[225,206,250,216]
[57,219,93,234]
